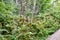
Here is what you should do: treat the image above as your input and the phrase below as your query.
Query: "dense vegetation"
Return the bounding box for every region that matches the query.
[0,0,60,40]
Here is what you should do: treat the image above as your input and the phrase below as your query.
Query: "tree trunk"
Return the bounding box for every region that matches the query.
[20,0,26,15]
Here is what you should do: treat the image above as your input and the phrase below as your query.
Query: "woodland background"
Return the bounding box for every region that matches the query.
[0,0,60,40]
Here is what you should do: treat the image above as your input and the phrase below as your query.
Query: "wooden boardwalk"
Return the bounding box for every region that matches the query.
[46,29,60,40]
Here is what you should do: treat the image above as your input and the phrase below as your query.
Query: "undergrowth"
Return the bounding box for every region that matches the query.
[0,0,60,40]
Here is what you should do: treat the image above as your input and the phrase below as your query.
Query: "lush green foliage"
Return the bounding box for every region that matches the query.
[0,0,60,40]
[37,0,52,13]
